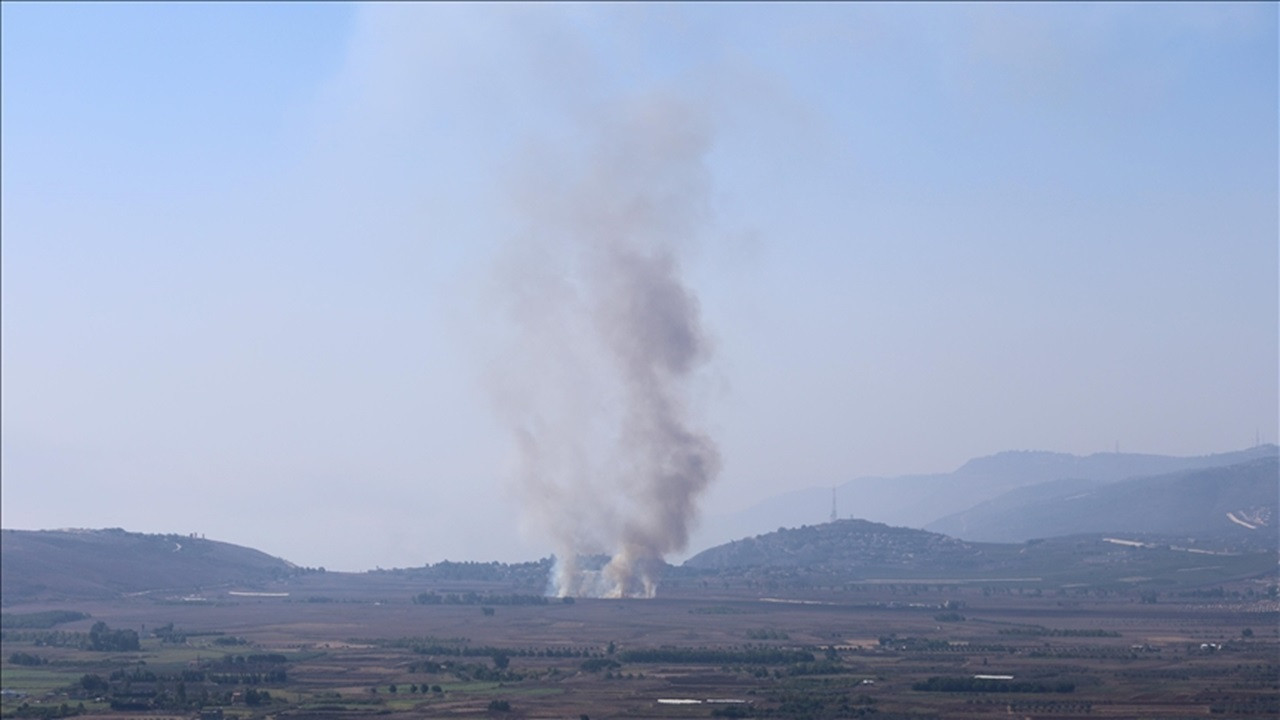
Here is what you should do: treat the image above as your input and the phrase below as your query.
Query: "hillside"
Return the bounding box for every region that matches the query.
[925,456,1280,546]
[682,517,1277,588]
[684,519,993,574]
[0,528,302,604]
[686,445,1278,556]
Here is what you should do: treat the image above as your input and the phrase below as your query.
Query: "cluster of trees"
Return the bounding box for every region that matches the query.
[974,700,1094,714]
[912,676,1075,693]
[579,658,620,673]
[1026,647,1149,660]
[405,643,600,660]
[88,622,139,652]
[384,683,443,694]
[878,634,1009,653]
[411,591,554,606]
[0,611,90,629]
[387,558,553,584]
[616,647,815,664]
[75,666,282,713]
[878,635,947,651]
[8,651,45,666]
[152,623,186,644]
[242,688,272,706]
[207,670,287,685]
[1178,585,1279,600]
[150,624,229,644]
[215,653,287,665]
[80,674,109,693]
[7,701,85,719]
[998,626,1120,637]
[766,685,876,720]
[4,625,145,652]
[444,661,523,683]
[784,660,850,677]
[2,630,87,648]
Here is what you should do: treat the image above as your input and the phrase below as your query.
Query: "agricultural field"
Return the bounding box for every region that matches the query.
[3,573,1276,719]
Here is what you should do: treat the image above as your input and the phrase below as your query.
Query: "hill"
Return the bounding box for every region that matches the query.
[684,519,994,575]
[925,456,1279,546]
[687,445,1278,556]
[0,528,302,604]
[681,518,1277,589]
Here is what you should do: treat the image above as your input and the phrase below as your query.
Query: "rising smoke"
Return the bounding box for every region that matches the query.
[494,94,719,598]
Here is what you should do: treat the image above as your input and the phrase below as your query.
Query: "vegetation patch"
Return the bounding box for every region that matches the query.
[1,612,90,630]
[617,647,815,664]
[997,626,1120,637]
[912,676,1075,693]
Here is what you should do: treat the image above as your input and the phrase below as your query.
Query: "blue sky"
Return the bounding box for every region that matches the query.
[3,3,1276,571]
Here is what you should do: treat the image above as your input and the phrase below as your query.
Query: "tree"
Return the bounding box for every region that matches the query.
[8,652,43,666]
[88,621,140,652]
[80,674,108,693]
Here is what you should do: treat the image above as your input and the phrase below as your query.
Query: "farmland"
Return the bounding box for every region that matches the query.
[3,570,1276,719]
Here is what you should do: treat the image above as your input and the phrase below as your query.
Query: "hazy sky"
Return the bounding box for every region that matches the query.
[3,3,1276,571]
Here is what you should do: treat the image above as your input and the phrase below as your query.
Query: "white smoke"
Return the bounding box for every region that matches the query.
[493,93,719,598]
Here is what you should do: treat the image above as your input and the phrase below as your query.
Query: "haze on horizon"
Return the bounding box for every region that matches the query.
[2,3,1276,572]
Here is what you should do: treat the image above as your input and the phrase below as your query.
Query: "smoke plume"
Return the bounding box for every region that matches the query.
[494,95,719,598]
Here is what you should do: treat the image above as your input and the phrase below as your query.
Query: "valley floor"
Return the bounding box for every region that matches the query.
[3,574,1277,719]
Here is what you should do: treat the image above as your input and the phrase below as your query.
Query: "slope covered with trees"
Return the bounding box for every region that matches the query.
[0,528,302,604]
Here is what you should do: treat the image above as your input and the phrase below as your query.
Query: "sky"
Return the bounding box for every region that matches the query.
[2,3,1276,572]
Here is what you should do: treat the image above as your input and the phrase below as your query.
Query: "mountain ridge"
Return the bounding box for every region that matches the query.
[926,456,1279,545]
[687,445,1278,555]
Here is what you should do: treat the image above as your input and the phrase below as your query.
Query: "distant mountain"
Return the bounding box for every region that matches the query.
[925,457,1280,546]
[0,528,300,604]
[687,446,1279,556]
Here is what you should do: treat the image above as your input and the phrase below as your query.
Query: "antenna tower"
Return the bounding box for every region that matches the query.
[830,487,838,524]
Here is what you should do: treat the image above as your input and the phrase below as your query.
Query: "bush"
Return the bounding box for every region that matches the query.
[79,674,108,693]
[580,658,620,673]
[9,652,44,666]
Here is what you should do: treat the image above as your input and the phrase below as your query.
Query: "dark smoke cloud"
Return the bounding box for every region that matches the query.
[494,94,719,597]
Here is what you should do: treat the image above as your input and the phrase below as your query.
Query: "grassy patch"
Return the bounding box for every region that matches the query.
[0,665,79,693]
[430,680,562,698]
[439,681,503,693]
[0,611,91,630]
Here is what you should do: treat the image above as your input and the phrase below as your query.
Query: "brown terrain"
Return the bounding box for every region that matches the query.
[3,566,1277,720]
